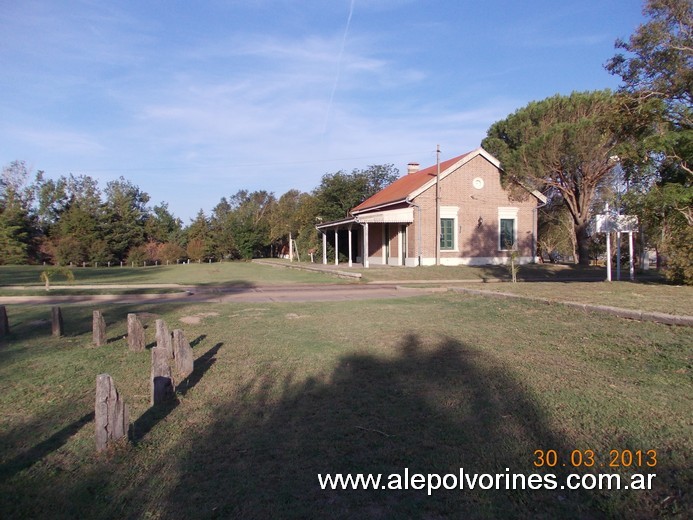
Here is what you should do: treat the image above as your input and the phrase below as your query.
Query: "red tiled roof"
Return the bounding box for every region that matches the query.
[352,151,473,213]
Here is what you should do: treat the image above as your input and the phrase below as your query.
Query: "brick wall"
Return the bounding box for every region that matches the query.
[407,155,538,264]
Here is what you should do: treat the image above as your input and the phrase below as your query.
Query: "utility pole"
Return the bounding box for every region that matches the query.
[435,144,441,266]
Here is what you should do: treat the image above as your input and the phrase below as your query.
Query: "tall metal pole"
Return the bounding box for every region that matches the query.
[435,144,441,266]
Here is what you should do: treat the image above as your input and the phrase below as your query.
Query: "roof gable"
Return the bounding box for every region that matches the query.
[352,148,498,213]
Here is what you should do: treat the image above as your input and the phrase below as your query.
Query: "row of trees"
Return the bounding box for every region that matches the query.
[0,161,398,267]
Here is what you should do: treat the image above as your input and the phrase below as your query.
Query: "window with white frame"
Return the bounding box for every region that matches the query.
[498,207,518,250]
[440,218,454,250]
[440,206,459,251]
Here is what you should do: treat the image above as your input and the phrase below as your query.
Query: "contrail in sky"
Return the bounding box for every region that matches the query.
[322,0,355,135]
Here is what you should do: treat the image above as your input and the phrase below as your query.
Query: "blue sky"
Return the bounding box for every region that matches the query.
[1,0,645,222]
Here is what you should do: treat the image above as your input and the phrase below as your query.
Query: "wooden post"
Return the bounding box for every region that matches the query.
[155,319,173,358]
[95,374,129,451]
[93,310,107,347]
[172,329,194,379]
[127,314,145,352]
[151,347,175,405]
[0,305,9,337]
[51,306,64,337]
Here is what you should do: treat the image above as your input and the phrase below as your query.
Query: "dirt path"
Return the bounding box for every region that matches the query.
[0,284,430,305]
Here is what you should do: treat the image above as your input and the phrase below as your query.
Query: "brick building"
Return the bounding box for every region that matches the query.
[316,147,546,267]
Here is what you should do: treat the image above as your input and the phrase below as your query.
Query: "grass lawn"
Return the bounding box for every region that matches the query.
[255,260,692,316]
[0,293,690,519]
[456,281,693,317]
[328,262,612,283]
[0,262,346,290]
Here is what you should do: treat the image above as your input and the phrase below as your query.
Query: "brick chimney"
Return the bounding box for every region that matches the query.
[407,162,420,175]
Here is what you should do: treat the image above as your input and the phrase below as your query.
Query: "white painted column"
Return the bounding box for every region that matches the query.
[629,231,635,281]
[334,229,339,265]
[289,232,293,262]
[606,232,612,282]
[616,231,622,281]
[363,223,369,268]
[322,232,327,264]
[348,227,353,267]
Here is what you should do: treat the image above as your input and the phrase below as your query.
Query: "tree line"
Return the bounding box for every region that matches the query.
[0,162,398,267]
[1,0,690,283]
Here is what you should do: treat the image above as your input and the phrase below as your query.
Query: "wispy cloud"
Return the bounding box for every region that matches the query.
[0,0,644,220]
[8,126,106,157]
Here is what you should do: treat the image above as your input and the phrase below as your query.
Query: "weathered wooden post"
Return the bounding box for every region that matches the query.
[151,347,175,405]
[95,374,129,451]
[127,313,145,352]
[155,319,173,358]
[51,306,64,337]
[0,305,9,337]
[173,329,194,379]
[93,310,107,346]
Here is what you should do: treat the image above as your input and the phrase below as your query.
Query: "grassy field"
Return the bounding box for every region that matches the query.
[255,260,693,316]
[456,281,693,317]
[0,292,690,519]
[2,261,685,313]
[0,262,346,289]
[321,261,612,283]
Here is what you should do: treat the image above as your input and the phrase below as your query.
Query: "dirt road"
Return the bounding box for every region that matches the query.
[0,284,432,306]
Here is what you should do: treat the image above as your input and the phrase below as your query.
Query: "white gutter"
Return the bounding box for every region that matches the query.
[406,198,422,266]
[352,198,409,215]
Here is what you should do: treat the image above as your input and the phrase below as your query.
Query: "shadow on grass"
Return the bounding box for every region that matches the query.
[0,410,94,483]
[131,342,223,443]
[3,332,674,518]
[190,334,207,348]
[188,281,257,290]
[177,342,222,397]
[152,334,606,519]
[0,305,159,344]
[0,304,223,346]
[476,264,609,283]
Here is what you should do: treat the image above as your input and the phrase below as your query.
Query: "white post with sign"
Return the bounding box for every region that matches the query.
[595,214,638,282]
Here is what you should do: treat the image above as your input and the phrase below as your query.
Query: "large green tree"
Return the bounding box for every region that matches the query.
[102,177,150,261]
[0,161,36,264]
[606,0,692,174]
[313,164,399,222]
[185,209,213,262]
[606,0,692,283]
[146,202,183,245]
[226,190,276,259]
[482,91,638,266]
[208,198,237,260]
[38,174,103,264]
